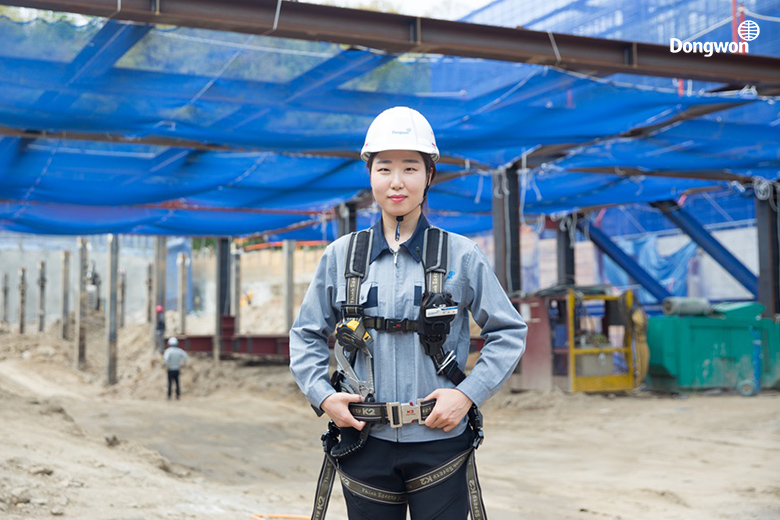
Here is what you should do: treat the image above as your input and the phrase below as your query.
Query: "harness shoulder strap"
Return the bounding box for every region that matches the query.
[422,227,448,293]
[343,229,373,315]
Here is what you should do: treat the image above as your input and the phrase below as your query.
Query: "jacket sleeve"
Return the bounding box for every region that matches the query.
[456,243,527,408]
[288,242,341,414]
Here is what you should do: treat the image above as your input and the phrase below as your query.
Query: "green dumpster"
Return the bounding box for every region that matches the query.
[646,302,780,392]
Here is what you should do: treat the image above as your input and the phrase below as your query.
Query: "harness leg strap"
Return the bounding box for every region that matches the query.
[310,454,337,520]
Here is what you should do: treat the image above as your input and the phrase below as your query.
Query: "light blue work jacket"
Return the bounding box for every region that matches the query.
[289,215,527,442]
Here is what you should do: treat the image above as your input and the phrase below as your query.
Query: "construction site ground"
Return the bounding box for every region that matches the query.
[0,315,778,520]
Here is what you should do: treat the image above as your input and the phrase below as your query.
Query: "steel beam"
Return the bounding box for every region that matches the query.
[576,218,672,303]
[33,20,151,112]
[8,0,780,85]
[652,200,758,297]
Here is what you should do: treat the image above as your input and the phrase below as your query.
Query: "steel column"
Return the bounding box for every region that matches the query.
[232,247,240,334]
[556,218,576,285]
[61,251,70,339]
[106,234,118,385]
[37,260,46,332]
[283,240,296,331]
[652,200,758,297]
[2,273,7,324]
[756,186,780,318]
[152,236,166,352]
[491,170,507,291]
[576,219,672,303]
[337,202,358,237]
[178,253,187,335]
[214,237,231,362]
[119,269,126,329]
[75,237,87,369]
[18,267,26,334]
[146,262,153,323]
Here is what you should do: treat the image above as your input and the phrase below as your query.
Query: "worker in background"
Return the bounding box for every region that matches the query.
[163,337,188,400]
[289,107,527,519]
[155,305,166,353]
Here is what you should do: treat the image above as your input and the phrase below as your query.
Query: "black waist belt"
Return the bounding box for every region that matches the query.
[348,399,436,428]
[363,316,419,333]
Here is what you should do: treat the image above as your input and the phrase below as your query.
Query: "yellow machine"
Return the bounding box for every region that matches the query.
[511,288,649,393]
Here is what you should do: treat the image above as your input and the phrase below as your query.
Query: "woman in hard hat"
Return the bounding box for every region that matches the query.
[290,107,527,519]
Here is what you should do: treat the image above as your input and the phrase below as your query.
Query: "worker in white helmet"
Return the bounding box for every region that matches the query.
[163,337,188,400]
[290,107,527,519]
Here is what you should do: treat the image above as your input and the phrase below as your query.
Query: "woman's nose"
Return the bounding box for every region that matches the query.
[389,171,404,188]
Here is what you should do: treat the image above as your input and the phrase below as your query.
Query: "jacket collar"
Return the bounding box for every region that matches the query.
[370,213,430,264]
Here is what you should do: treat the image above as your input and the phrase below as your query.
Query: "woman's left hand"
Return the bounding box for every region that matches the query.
[422,388,473,432]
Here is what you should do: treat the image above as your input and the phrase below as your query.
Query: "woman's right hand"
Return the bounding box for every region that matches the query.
[321,393,366,431]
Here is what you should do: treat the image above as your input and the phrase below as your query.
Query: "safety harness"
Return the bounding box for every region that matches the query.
[310,227,488,520]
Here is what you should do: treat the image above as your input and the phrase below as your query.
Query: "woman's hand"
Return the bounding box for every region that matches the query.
[422,388,473,432]
[321,393,367,431]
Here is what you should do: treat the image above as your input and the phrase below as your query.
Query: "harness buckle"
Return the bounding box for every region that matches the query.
[386,400,422,428]
[384,318,407,332]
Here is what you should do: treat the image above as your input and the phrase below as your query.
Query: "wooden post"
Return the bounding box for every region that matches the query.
[61,252,70,339]
[18,267,26,334]
[37,260,46,332]
[75,237,88,370]
[106,234,119,385]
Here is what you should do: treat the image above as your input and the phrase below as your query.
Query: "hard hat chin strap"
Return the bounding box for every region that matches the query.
[391,169,433,242]
[394,194,426,242]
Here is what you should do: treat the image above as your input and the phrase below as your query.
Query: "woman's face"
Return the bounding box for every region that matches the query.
[370,150,429,218]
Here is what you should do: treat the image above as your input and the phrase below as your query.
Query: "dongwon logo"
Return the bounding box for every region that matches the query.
[738,20,760,41]
[670,20,758,57]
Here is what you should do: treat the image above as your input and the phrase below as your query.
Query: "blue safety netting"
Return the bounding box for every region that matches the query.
[0,9,778,237]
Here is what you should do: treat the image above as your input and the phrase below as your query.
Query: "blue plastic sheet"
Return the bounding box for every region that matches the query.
[0,14,777,236]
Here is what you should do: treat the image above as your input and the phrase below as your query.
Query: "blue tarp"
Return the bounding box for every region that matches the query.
[0,13,777,236]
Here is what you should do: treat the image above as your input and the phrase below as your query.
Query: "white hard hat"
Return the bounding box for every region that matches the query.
[167,337,179,347]
[361,106,439,163]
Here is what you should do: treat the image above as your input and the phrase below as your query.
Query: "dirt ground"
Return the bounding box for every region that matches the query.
[0,315,778,520]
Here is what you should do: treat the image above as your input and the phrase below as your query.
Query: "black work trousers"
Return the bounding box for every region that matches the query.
[338,428,472,520]
[167,369,180,398]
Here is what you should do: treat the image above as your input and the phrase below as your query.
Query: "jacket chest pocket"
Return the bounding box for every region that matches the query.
[335,282,378,310]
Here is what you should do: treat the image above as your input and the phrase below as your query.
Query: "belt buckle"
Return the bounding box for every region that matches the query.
[386,401,421,428]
